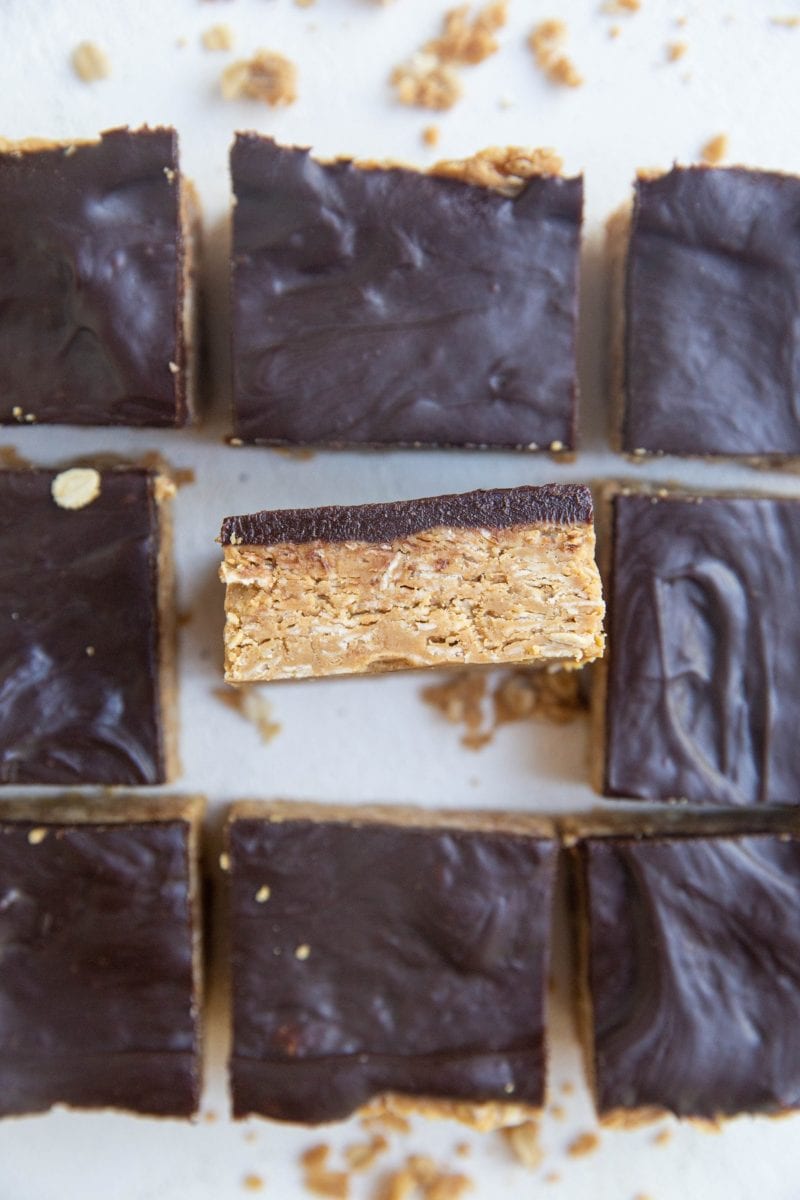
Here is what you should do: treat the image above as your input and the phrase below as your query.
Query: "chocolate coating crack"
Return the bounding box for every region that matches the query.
[0,126,190,427]
[603,491,800,806]
[580,833,800,1119]
[0,816,200,1117]
[622,166,800,457]
[228,816,558,1123]
[231,135,582,449]
[220,484,593,546]
[0,468,168,785]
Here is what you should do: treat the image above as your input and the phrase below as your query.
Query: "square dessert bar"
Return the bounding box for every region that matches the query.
[0,465,176,785]
[0,126,199,427]
[570,812,800,1122]
[597,487,800,806]
[0,796,203,1118]
[230,136,582,450]
[220,484,605,682]
[226,802,559,1126]
[614,165,800,460]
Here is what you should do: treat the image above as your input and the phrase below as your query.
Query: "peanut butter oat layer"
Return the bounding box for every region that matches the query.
[0,126,200,427]
[0,465,177,785]
[567,809,800,1124]
[219,484,605,683]
[226,802,558,1125]
[0,796,203,1118]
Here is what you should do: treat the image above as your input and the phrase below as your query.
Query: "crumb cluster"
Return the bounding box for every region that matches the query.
[528,20,583,88]
[221,49,298,106]
[391,3,507,110]
[71,41,110,83]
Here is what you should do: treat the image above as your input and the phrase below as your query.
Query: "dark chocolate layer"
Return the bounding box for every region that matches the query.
[220,483,593,546]
[580,833,800,1118]
[231,136,582,449]
[622,166,800,457]
[0,818,199,1117]
[0,468,166,785]
[228,817,558,1123]
[0,126,188,427]
[604,491,800,806]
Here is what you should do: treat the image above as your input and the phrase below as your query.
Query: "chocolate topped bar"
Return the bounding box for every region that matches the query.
[220,483,594,546]
[618,166,800,459]
[599,488,800,806]
[0,797,203,1118]
[575,827,800,1120]
[0,126,197,427]
[230,136,582,450]
[0,466,175,785]
[227,803,558,1125]
[220,485,605,681]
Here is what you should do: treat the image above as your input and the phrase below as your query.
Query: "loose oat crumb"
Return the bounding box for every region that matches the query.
[700,133,729,164]
[391,53,463,110]
[242,1175,264,1192]
[85,645,95,657]
[361,1112,412,1136]
[771,15,800,26]
[494,667,586,726]
[422,124,441,148]
[653,1127,672,1146]
[344,1135,389,1172]
[502,1121,543,1170]
[213,687,282,744]
[221,50,298,105]
[11,406,23,421]
[219,852,231,871]
[602,0,640,11]
[379,1156,472,1200]
[295,0,316,6]
[528,20,583,87]
[567,1131,600,1158]
[168,359,179,372]
[203,23,234,51]
[421,673,489,750]
[300,1145,349,1199]
[27,828,48,846]
[295,943,311,960]
[255,885,272,903]
[51,468,102,511]
[426,2,508,66]
[71,41,110,82]
[666,40,687,60]
[608,23,621,37]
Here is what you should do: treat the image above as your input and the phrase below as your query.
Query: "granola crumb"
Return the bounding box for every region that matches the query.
[391,53,463,110]
[771,15,800,26]
[300,1145,350,1199]
[426,2,508,66]
[360,1112,412,1136]
[255,885,271,903]
[295,943,311,960]
[71,41,110,82]
[502,1121,544,1170]
[666,40,687,60]
[653,1127,672,1146]
[700,133,729,164]
[528,20,583,87]
[221,50,298,106]
[27,828,48,846]
[378,1156,472,1200]
[608,24,621,37]
[344,1135,389,1173]
[422,124,441,148]
[493,666,586,725]
[213,687,281,744]
[242,1175,264,1192]
[602,0,640,11]
[203,23,234,51]
[51,467,102,511]
[295,0,317,6]
[567,1132,600,1158]
[420,672,489,750]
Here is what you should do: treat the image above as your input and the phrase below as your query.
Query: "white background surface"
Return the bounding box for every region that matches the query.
[2,1,800,1196]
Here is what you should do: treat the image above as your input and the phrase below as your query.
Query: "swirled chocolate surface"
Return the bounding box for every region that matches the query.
[604,491,800,806]
[229,817,558,1123]
[581,833,800,1118]
[0,468,166,785]
[231,136,582,449]
[0,817,199,1117]
[0,126,188,427]
[622,166,800,457]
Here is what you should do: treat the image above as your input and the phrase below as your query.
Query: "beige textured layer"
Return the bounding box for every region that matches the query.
[363,1092,542,1132]
[221,523,605,683]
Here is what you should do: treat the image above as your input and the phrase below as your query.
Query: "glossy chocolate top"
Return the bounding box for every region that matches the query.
[604,491,800,806]
[623,166,800,457]
[0,127,188,427]
[0,817,199,1117]
[229,817,558,1123]
[231,135,582,449]
[0,468,166,785]
[581,833,800,1118]
[220,483,593,546]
